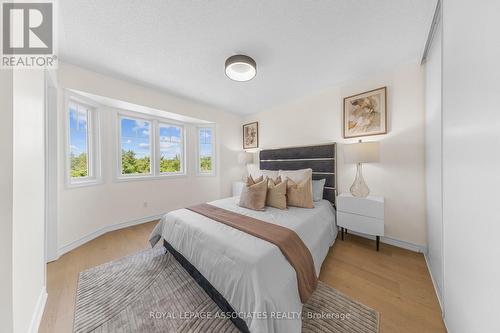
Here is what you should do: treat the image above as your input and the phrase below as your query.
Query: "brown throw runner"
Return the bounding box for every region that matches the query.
[186,203,318,303]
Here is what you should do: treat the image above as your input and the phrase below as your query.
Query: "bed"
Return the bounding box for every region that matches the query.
[149,144,338,333]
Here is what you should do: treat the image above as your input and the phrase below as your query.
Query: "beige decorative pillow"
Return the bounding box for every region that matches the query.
[286,178,314,208]
[246,175,263,185]
[266,176,287,210]
[239,177,268,211]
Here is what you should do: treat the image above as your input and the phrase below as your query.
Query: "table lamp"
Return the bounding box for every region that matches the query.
[238,151,253,165]
[238,151,254,181]
[343,140,380,197]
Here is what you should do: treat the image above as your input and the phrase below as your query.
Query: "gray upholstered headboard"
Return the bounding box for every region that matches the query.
[259,143,337,206]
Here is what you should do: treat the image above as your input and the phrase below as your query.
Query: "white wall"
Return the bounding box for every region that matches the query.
[12,70,47,333]
[0,69,14,333]
[56,62,243,253]
[442,1,500,332]
[424,13,444,307]
[245,63,427,247]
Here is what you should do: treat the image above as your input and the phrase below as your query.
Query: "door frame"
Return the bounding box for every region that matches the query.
[44,70,58,263]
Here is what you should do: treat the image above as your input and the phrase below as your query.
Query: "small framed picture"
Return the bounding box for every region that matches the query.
[343,87,387,138]
[242,121,259,149]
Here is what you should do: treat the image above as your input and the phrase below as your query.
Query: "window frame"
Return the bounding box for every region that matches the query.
[114,110,187,181]
[196,125,216,176]
[64,94,102,188]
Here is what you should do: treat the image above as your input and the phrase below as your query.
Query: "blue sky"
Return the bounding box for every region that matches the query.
[159,124,182,159]
[120,118,151,158]
[199,128,212,157]
[120,118,187,159]
[69,106,88,157]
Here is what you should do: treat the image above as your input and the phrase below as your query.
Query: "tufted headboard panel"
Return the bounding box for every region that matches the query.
[259,143,337,206]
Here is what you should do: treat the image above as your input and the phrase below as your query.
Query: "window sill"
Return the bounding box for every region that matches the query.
[113,173,188,183]
[65,178,103,189]
[196,172,216,177]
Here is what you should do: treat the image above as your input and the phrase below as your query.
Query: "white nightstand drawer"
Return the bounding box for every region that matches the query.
[337,194,384,219]
[337,211,384,236]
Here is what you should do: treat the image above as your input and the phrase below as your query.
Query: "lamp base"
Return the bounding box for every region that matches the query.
[350,163,370,198]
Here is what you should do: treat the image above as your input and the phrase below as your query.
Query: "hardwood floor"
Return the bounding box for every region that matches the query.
[39,222,157,333]
[319,234,446,333]
[39,222,446,333]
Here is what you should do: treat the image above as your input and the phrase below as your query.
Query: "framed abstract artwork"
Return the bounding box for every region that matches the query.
[343,87,387,138]
[242,121,259,149]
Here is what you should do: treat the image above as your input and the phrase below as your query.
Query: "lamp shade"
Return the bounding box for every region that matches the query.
[238,151,253,165]
[343,142,380,164]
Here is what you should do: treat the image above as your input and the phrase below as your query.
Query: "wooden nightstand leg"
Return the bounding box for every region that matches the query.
[376,236,380,251]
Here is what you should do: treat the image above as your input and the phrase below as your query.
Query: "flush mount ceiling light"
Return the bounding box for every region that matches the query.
[225,55,256,82]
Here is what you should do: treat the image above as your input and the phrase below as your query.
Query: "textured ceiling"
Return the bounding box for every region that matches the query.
[59,0,436,115]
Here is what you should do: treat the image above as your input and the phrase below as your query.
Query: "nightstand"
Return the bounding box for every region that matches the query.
[336,193,385,251]
[232,181,245,196]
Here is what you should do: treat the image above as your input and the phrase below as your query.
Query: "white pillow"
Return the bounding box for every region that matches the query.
[261,169,280,180]
[312,179,326,202]
[278,168,313,184]
[246,164,279,180]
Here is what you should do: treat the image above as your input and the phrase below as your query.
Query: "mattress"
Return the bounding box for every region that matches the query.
[149,196,337,333]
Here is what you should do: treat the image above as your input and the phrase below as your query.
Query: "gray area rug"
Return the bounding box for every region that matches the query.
[74,247,379,333]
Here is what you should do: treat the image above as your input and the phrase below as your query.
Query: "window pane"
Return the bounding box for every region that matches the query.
[120,118,151,174]
[199,128,213,172]
[69,104,89,178]
[159,124,182,173]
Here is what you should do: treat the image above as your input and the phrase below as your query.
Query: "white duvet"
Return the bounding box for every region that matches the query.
[149,196,337,333]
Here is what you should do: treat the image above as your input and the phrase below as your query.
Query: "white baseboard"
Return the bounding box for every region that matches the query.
[424,253,445,314]
[57,214,164,259]
[28,286,47,333]
[345,230,427,253]
[46,252,59,263]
